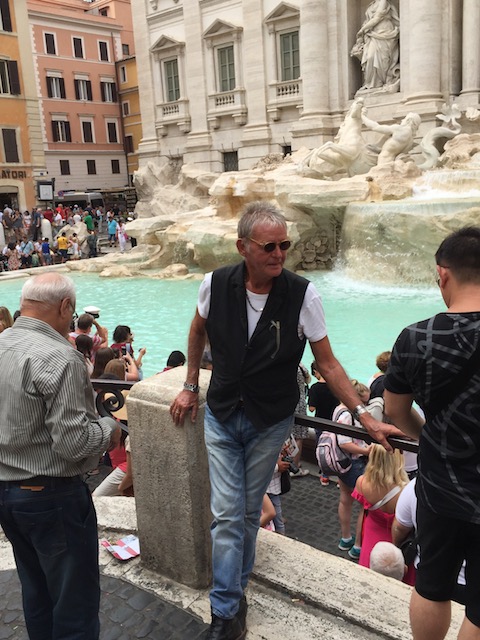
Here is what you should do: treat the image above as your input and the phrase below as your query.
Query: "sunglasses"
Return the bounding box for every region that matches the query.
[247,237,291,252]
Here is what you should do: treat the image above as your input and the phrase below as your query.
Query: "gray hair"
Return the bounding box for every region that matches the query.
[237,201,287,239]
[20,273,76,308]
[369,542,405,581]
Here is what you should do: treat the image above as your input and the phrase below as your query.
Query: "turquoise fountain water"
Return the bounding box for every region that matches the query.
[0,270,442,382]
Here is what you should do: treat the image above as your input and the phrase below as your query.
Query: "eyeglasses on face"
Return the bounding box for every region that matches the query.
[247,237,291,252]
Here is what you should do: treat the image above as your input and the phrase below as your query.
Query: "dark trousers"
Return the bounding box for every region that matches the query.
[0,477,100,640]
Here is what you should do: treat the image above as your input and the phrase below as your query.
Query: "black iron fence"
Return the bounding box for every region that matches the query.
[92,379,419,453]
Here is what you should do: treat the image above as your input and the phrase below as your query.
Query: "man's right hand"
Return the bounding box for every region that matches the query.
[170,390,199,426]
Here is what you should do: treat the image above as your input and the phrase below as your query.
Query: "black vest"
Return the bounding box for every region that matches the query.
[206,262,309,431]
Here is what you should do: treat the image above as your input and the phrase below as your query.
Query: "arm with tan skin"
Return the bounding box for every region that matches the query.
[310,337,405,452]
[134,347,146,369]
[92,319,108,349]
[341,442,372,457]
[123,353,139,381]
[383,390,424,440]
[118,450,133,496]
[170,310,207,425]
[391,518,414,546]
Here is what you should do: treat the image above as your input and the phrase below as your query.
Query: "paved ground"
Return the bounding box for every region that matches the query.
[0,462,360,639]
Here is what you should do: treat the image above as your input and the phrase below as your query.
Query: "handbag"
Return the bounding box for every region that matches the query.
[399,530,418,565]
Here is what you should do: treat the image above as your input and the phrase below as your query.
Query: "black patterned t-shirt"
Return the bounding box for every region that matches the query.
[384,312,480,524]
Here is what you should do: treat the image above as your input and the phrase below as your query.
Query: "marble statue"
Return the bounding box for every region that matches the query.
[351,0,400,92]
[362,112,421,165]
[301,98,377,178]
[418,103,462,170]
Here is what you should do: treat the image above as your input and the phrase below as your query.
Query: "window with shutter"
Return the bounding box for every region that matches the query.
[0,60,20,95]
[0,0,12,33]
[82,121,93,143]
[7,61,20,94]
[60,160,70,175]
[45,33,56,55]
[99,41,109,61]
[107,122,118,143]
[2,128,19,162]
[73,38,84,59]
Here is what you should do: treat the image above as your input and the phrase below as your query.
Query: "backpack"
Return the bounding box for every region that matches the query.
[316,431,352,476]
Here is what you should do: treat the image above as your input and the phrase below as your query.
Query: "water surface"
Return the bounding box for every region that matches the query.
[0,270,442,382]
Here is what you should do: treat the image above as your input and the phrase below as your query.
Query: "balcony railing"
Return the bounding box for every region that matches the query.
[207,88,247,127]
[267,79,303,121]
[155,98,191,134]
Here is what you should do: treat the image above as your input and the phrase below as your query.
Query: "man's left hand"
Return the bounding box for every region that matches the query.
[359,413,407,453]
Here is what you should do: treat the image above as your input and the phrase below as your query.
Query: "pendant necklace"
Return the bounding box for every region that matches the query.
[245,291,264,313]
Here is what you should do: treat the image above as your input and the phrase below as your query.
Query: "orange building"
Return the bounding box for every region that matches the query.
[0,0,46,211]
[28,0,135,194]
[117,55,141,185]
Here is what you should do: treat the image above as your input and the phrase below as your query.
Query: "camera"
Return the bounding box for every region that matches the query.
[121,345,127,356]
[282,455,299,475]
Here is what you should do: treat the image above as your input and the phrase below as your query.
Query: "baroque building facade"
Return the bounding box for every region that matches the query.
[131,0,480,173]
[0,0,46,211]
[28,0,135,195]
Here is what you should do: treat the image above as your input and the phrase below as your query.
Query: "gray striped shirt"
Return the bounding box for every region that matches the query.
[0,316,116,480]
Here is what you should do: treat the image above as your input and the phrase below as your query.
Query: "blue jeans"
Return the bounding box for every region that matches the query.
[0,477,100,640]
[204,404,293,619]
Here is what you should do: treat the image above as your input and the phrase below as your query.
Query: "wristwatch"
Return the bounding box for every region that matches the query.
[183,382,200,393]
[352,404,368,421]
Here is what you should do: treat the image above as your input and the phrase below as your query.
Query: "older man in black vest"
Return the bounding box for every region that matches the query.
[171,201,395,640]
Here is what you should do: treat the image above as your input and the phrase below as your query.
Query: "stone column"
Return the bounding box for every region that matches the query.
[291,0,335,147]
[183,0,212,168]
[460,0,480,101]
[402,0,443,108]
[240,0,271,166]
[130,0,161,161]
[126,367,212,589]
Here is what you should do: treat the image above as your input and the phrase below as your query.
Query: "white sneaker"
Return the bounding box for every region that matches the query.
[290,468,309,478]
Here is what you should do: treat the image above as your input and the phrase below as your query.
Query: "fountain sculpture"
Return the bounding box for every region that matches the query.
[67,103,480,286]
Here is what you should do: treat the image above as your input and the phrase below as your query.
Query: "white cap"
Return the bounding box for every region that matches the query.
[84,305,100,317]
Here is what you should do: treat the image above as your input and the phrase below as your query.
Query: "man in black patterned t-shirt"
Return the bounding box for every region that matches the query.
[384,227,480,640]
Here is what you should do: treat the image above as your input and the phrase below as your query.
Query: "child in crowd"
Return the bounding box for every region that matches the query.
[41,238,52,265]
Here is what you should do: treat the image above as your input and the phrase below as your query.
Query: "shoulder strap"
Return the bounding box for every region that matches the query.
[369,485,402,511]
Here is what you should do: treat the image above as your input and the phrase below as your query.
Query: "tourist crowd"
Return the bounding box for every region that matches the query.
[0,202,136,271]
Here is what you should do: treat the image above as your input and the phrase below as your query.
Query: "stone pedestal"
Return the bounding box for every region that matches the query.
[126,367,212,589]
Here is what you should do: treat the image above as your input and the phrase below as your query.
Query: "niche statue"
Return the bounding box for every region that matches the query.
[351,0,400,93]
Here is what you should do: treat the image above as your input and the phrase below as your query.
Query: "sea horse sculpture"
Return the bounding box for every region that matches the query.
[418,103,462,170]
[300,98,377,178]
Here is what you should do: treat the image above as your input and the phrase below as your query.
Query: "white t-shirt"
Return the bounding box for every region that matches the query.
[197,271,327,342]
[395,478,465,583]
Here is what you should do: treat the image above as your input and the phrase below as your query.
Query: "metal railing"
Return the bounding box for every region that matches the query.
[92,379,419,453]
[294,414,419,453]
[93,379,134,430]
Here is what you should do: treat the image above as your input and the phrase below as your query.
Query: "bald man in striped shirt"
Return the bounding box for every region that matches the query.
[0,272,120,640]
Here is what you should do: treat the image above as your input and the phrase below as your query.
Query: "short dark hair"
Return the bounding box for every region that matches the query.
[167,350,186,367]
[75,333,93,356]
[113,325,131,343]
[435,226,480,283]
[77,313,94,331]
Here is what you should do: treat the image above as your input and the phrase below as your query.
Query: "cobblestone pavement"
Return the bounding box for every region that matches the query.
[1,464,359,639]
[282,470,362,561]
